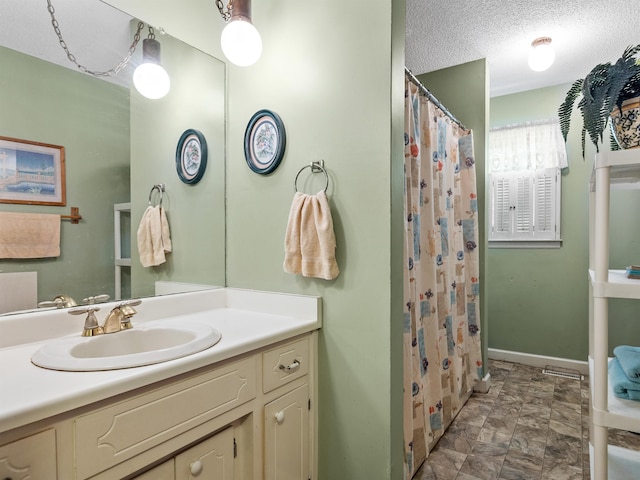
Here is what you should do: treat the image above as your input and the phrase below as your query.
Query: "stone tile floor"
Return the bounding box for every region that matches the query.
[414,359,640,480]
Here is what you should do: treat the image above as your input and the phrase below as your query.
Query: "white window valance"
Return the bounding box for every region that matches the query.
[489,119,568,173]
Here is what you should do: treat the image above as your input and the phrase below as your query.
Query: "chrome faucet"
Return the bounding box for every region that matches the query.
[69,299,142,337]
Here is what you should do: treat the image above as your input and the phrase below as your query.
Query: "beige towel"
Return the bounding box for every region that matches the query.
[284,191,339,280]
[137,205,172,267]
[0,212,61,258]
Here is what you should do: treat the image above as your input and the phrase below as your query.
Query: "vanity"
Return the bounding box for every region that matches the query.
[0,288,320,479]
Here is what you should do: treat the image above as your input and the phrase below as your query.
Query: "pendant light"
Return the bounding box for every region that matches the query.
[218,0,262,67]
[133,27,171,99]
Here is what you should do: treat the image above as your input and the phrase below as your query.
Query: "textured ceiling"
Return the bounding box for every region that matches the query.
[4,1,639,98]
[0,1,134,86]
[406,0,640,97]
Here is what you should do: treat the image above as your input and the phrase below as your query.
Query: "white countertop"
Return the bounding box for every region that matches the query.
[0,288,321,434]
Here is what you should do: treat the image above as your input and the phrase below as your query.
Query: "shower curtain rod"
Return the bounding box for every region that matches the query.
[404,67,468,132]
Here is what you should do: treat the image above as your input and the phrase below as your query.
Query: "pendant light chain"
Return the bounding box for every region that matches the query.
[46,0,144,78]
[215,0,233,22]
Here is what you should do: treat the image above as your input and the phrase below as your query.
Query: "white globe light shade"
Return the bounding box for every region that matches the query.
[221,19,262,67]
[133,63,170,99]
[528,41,555,72]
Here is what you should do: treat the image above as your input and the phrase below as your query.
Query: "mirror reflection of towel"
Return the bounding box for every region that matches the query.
[137,205,172,267]
[0,212,60,259]
[283,191,339,280]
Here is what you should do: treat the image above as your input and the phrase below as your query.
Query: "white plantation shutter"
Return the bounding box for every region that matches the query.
[515,174,533,235]
[489,120,564,246]
[493,176,512,236]
[489,168,560,242]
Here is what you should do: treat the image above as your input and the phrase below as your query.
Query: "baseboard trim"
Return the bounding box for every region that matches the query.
[488,348,588,376]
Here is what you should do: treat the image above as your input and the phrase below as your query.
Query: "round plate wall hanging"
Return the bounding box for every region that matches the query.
[176,129,207,184]
[244,109,286,175]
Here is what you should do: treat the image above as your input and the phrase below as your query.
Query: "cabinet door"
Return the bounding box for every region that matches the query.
[174,427,234,480]
[132,460,174,480]
[0,429,56,479]
[264,384,310,480]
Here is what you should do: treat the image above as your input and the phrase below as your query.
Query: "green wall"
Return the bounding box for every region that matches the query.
[129,33,226,297]
[490,84,640,360]
[489,84,590,360]
[0,45,130,304]
[224,2,403,477]
[417,59,490,373]
[106,0,405,477]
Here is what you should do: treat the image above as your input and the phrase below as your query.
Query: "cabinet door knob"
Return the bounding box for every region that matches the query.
[278,359,301,373]
[275,410,285,424]
[190,460,203,476]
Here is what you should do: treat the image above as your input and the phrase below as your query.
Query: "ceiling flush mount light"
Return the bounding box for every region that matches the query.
[528,37,555,72]
[217,0,262,67]
[133,27,171,99]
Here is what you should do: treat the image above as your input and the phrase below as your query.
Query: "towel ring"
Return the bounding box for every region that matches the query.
[294,161,329,193]
[148,184,165,208]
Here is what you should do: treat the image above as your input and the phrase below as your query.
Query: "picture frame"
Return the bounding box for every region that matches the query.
[176,129,207,185]
[0,136,66,206]
[244,109,286,175]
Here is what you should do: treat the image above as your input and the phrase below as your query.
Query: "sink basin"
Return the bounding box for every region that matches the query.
[31,320,222,371]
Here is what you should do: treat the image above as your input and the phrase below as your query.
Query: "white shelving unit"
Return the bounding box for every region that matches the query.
[114,202,131,300]
[589,149,640,479]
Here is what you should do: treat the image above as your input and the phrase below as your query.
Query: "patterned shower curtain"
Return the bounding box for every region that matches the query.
[403,77,483,479]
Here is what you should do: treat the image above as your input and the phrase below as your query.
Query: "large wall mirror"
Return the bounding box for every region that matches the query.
[0,0,226,315]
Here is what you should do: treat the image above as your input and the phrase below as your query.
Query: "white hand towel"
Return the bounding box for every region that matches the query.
[137,206,171,267]
[284,191,339,280]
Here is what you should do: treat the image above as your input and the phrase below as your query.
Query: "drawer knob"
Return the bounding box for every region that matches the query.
[275,410,285,424]
[279,359,301,373]
[190,460,203,476]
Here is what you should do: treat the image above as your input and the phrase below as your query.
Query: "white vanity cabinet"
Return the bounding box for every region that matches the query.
[264,385,310,480]
[0,429,56,479]
[262,337,312,480]
[0,332,317,480]
[0,288,321,480]
[174,427,235,480]
[133,460,174,480]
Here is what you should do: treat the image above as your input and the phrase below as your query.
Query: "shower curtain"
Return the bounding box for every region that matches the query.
[402,77,483,479]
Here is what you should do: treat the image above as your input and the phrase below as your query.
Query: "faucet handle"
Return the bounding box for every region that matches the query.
[82,294,111,305]
[69,306,103,337]
[38,294,78,309]
[116,299,142,330]
[119,299,142,308]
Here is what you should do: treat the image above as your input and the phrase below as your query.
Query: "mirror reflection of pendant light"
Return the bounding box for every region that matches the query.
[218,0,262,67]
[133,27,171,99]
[528,37,555,72]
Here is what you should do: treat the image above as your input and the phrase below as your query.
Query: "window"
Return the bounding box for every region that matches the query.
[488,120,567,247]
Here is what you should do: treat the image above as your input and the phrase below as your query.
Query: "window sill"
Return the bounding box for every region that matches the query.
[489,240,562,249]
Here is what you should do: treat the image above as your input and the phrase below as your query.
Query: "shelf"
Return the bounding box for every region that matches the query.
[115,258,131,267]
[589,270,640,299]
[590,150,640,191]
[590,443,640,480]
[589,357,640,434]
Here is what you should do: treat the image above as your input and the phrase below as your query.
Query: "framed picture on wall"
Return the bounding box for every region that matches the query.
[0,136,66,206]
[176,129,208,185]
[244,109,286,175]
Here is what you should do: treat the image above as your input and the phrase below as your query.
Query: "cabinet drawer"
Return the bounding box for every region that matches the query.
[262,337,309,393]
[0,429,56,479]
[75,357,256,479]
